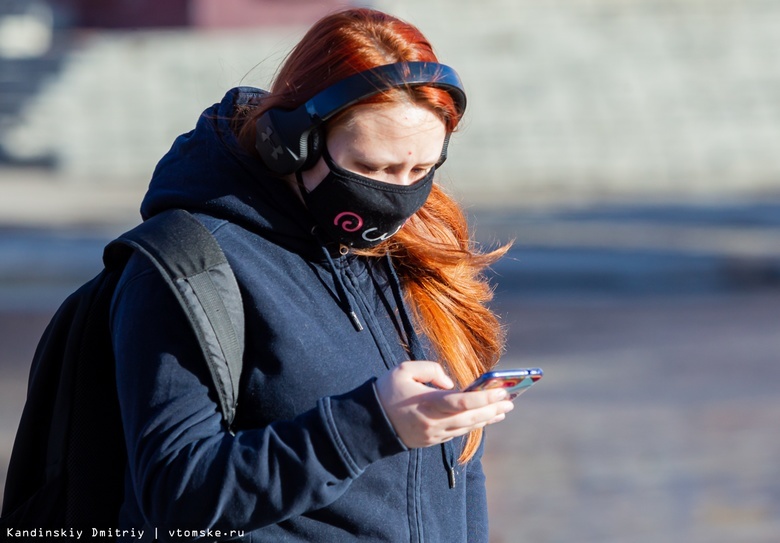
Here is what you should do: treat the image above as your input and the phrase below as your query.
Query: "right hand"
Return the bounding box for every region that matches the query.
[374,361,514,449]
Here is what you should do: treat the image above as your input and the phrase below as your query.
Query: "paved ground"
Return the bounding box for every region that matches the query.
[2,288,779,542]
[483,289,780,543]
[2,201,780,541]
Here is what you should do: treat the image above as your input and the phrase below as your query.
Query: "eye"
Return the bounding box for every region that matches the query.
[411,167,432,179]
[357,163,382,175]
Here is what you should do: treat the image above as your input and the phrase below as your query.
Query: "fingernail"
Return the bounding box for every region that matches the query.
[492,389,508,401]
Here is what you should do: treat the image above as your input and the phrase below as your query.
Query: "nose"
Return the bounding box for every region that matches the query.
[389,169,428,187]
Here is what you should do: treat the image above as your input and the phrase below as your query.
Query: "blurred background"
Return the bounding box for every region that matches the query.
[1,0,780,541]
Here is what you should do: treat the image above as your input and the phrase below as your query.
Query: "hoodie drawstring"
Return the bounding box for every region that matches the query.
[385,253,457,489]
[314,236,364,332]
[309,236,456,488]
[301,165,365,332]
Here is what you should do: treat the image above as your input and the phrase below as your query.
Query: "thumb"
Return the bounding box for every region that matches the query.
[402,360,455,390]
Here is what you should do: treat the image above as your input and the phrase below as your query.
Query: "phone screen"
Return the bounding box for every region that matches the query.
[465,368,543,400]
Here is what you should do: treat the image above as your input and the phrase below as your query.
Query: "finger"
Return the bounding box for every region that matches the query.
[436,413,504,442]
[439,387,509,413]
[409,403,513,447]
[440,400,514,432]
[397,360,455,390]
[417,388,508,419]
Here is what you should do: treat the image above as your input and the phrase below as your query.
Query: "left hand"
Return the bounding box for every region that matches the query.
[374,361,515,448]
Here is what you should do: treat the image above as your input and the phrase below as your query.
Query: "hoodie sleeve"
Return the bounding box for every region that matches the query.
[110,253,406,534]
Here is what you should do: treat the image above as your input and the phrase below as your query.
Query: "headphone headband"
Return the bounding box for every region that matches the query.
[256,61,467,175]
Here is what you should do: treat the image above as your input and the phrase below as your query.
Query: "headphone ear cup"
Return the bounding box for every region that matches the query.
[299,126,324,171]
[255,110,296,175]
[255,111,276,171]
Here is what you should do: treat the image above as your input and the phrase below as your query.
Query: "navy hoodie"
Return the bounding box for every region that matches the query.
[110,88,488,542]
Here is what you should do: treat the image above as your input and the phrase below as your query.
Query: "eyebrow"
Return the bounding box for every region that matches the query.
[351,150,441,168]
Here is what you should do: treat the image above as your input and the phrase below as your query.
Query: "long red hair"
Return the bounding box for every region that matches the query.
[238,8,509,463]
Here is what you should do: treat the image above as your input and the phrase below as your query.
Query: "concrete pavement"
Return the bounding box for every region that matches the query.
[3,179,780,543]
[2,284,779,542]
[483,290,780,543]
[2,183,780,330]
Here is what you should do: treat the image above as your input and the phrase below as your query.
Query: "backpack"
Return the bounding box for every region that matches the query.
[0,209,244,531]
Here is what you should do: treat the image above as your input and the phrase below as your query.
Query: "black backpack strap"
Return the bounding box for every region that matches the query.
[104,209,244,429]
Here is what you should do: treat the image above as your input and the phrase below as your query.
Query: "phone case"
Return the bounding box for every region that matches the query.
[465,368,543,400]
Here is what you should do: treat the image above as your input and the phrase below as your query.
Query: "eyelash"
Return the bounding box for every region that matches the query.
[360,165,429,175]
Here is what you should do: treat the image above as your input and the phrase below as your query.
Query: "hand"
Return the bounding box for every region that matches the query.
[374,361,515,449]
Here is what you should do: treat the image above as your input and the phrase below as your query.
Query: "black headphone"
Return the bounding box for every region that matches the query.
[255,61,467,176]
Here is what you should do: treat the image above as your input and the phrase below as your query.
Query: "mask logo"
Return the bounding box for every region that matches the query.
[333,211,364,232]
[362,224,403,243]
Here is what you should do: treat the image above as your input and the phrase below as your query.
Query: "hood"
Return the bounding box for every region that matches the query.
[141,87,316,253]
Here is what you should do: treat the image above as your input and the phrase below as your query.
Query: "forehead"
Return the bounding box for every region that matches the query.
[338,101,442,128]
[328,102,446,155]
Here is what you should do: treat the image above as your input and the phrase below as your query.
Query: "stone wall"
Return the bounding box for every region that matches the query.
[382,0,780,204]
[3,0,780,205]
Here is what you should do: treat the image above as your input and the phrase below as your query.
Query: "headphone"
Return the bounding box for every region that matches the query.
[255,61,467,176]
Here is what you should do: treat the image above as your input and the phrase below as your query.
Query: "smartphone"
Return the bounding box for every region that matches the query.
[464,368,543,400]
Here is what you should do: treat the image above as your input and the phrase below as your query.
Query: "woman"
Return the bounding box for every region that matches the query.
[112,8,513,542]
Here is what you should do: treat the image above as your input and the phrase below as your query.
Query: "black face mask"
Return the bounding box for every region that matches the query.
[301,147,435,249]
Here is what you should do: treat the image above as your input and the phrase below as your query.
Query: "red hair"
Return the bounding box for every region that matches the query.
[238,8,509,463]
